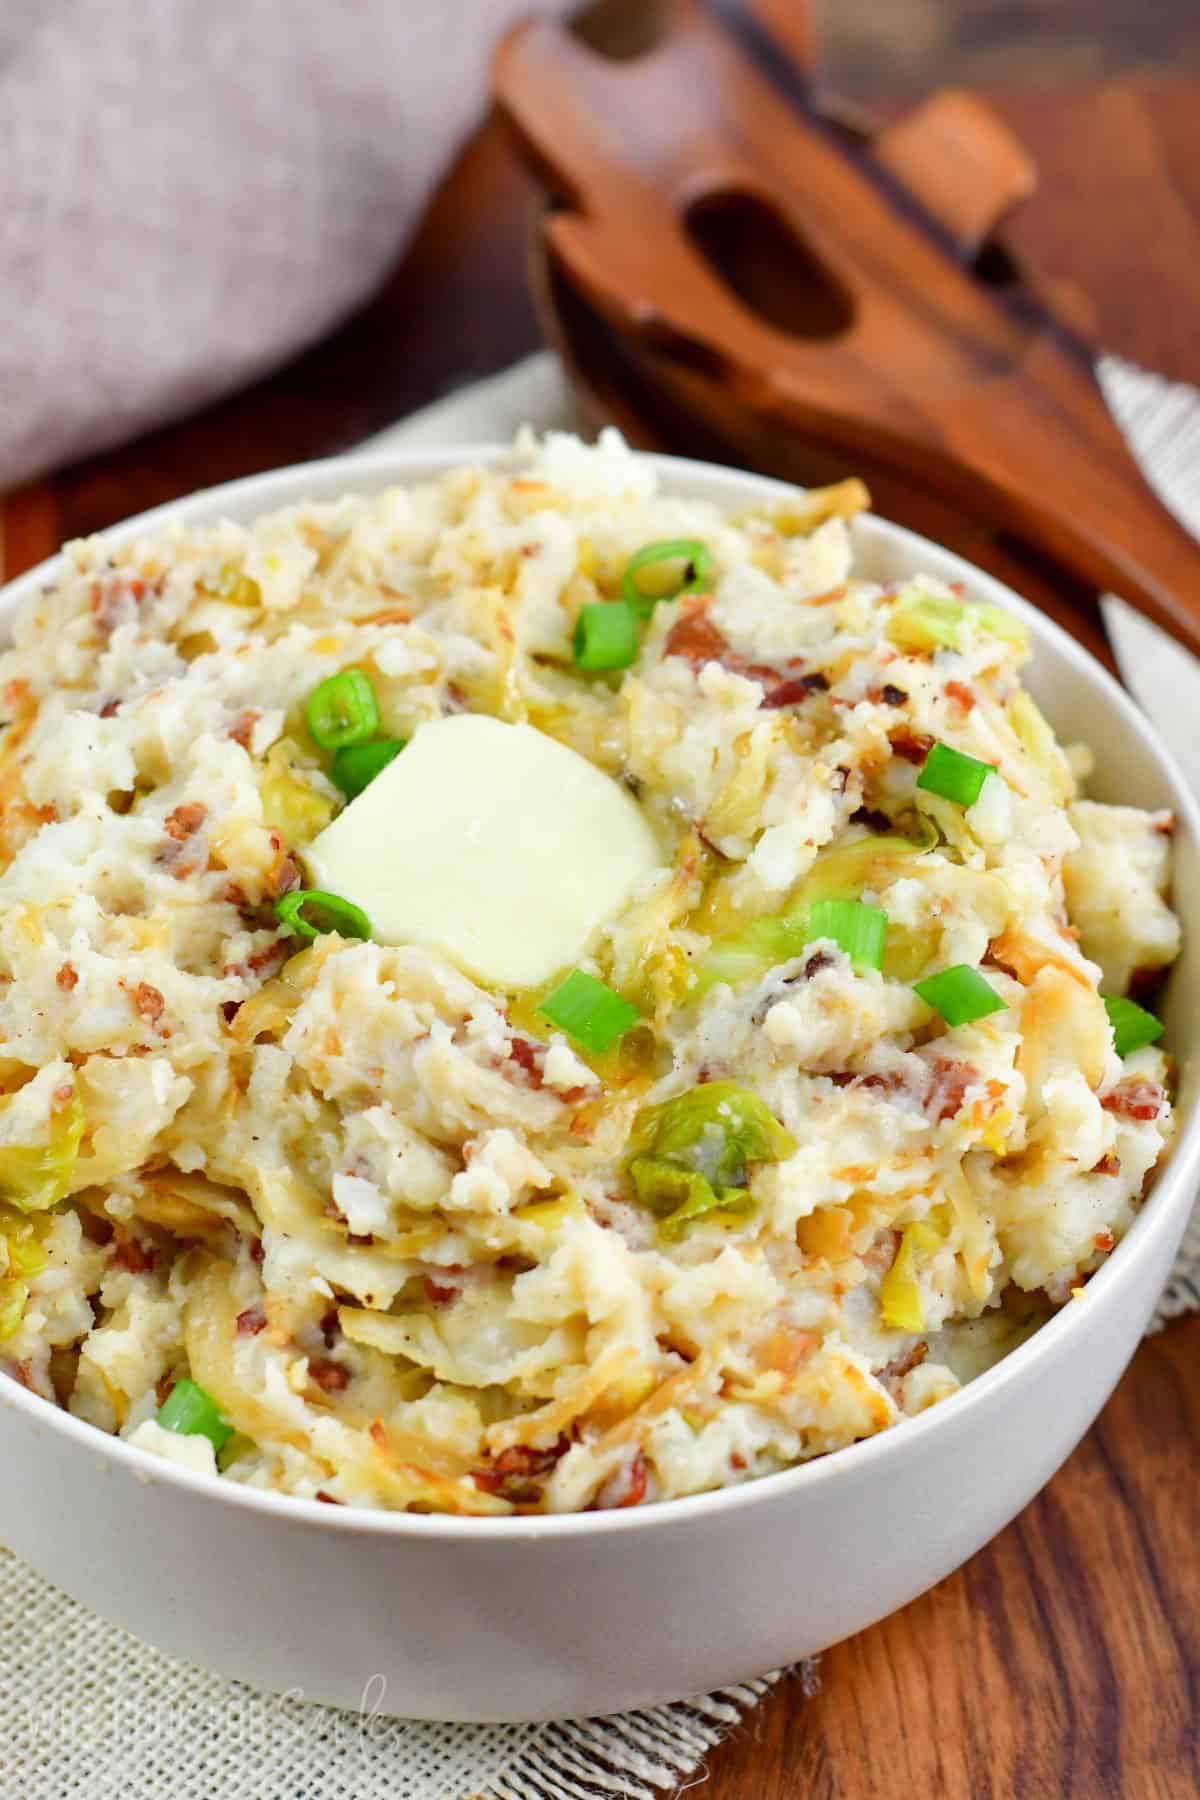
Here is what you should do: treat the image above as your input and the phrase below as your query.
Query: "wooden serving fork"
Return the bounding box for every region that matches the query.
[495,0,1200,657]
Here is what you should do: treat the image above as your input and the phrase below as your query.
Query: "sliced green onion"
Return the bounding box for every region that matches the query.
[573,601,641,671]
[806,898,888,971]
[914,964,1007,1027]
[306,668,380,749]
[916,741,996,808]
[276,889,371,941]
[539,969,640,1054]
[157,1379,234,1454]
[621,539,713,619]
[331,737,405,799]
[1103,994,1164,1058]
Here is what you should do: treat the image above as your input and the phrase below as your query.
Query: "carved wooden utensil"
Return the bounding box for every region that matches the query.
[495,0,1200,657]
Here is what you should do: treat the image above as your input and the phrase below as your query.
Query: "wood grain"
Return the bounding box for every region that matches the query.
[0,31,1198,1798]
[701,1311,1200,1799]
[495,4,1200,654]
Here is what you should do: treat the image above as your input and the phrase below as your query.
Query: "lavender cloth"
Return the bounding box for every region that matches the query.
[0,0,569,489]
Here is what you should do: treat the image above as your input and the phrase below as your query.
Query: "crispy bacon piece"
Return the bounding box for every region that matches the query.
[760,672,828,709]
[506,1037,545,1087]
[592,1450,649,1511]
[889,728,935,765]
[227,710,260,749]
[472,1435,569,1503]
[1093,1229,1116,1251]
[55,963,78,992]
[878,1340,928,1385]
[924,1057,977,1123]
[132,982,165,1026]
[1090,1154,1120,1178]
[422,1275,460,1307]
[164,802,207,842]
[111,1235,155,1275]
[944,679,976,712]
[98,697,122,719]
[236,1303,267,1337]
[309,1358,350,1394]
[663,609,732,671]
[1101,1079,1164,1121]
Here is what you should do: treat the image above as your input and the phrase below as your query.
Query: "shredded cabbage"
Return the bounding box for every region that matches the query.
[628,1081,795,1237]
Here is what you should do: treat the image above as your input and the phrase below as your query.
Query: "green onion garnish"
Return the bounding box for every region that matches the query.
[621,539,713,619]
[915,741,996,808]
[806,898,887,971]
[331,737,405,799]
[539,969,640,1054]
[157,1379,234,1454]
[276,889,371,941]
[1103,994,1164,1058]
[914,964,1008,1027]
[573,600,641,671]
[306,668,380,749]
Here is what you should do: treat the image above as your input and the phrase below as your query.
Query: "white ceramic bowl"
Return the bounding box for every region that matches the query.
[1,448,1197,1724]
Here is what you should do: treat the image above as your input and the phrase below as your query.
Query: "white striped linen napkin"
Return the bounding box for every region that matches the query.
[3,350,1197,1800]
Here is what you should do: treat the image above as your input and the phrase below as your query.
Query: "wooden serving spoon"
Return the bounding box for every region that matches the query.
[495,0,1200,658]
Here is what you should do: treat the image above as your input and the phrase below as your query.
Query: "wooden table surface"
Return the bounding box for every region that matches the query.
[2,49,1199,1800]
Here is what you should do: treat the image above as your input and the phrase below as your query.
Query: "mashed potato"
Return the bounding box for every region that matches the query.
[0,433,1180,1514]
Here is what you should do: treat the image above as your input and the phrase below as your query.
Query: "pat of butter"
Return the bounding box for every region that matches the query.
[305,714,660,988]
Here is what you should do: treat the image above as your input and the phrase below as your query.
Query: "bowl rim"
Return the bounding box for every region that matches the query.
[2,439,1198,1542]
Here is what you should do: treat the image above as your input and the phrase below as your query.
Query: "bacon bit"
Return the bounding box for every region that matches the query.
[164,802,207,842]
[221,1000,242,1024]
[760,673,828,709]
[55,962,78,992]
[1152,812,1177,834]
[317,1305,340,1347]
[663,607,732,671]
[309,1358,350,1394]
[1101,1079,1164,1121]
[925,1057,977,1122]
[889,729,935,765]
[445,680,468,711]
[98,697,122,719]
[880,683,908,706]
[505,1037,546,1088]
[222,883,249,910]
[314,1490,342,1505]
[858,1071,908,1095]
[267,850,303,899]
[878,1340,928,1384]
[944,680,976,712]
[730,1451,747,1470]
[226,710,260,749]
[236,1303,267,1337]
[594,1449,649,1510]
[224,938,289,983]
[1090,1155,1120,1178]
[131,983,165,1026]
[423,1275,460,1307]
[1093,1229,1116,1251]
[111,1235,155,1275]
[494,1438,569,1480]
[807,584,848,607]
[471,1439,569,1504]
[248,1237,265,1266]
